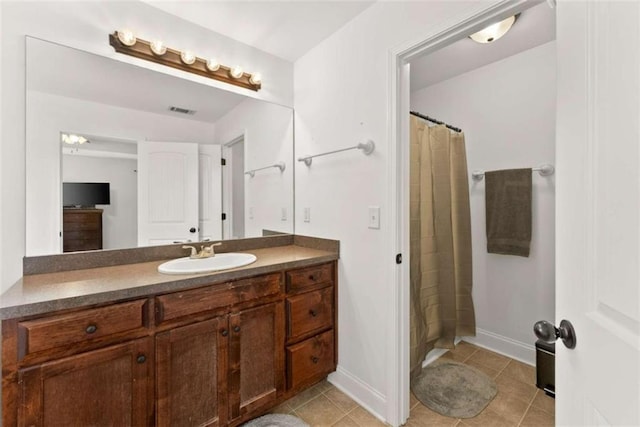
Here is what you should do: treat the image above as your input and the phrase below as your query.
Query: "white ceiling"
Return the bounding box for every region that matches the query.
[410,2,556,92]
[143,1,375,62]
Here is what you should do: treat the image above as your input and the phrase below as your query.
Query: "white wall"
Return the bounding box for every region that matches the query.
[63,155,138,250]
[1,0,292,292]
[411,41,556,363]
[215,98,294,237]
[26,90,217,256]
[293,1,482,421]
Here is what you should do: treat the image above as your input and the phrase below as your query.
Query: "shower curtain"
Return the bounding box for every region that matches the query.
[409,115,475,379]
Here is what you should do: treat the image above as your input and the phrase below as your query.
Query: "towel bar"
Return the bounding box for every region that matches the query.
[471,164,554,181]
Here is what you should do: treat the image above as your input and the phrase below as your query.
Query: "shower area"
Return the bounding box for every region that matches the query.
[405,1,557,418]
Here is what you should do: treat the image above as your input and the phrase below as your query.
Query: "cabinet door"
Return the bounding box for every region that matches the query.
[156,317,227,427]
[228,302,284,421]
[18,338,152,427]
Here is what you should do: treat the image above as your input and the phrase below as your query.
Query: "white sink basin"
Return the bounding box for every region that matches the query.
[158,253,257,275]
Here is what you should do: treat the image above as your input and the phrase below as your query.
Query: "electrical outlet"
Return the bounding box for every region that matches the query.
[281,208,287,221]
[248,207,254,220]
[368,206,380,229]
[304,207,311,223]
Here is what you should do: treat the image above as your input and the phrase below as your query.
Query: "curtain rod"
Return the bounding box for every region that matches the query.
[410,111,462,133]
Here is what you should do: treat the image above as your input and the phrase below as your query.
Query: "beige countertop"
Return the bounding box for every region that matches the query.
[0,245,338,320]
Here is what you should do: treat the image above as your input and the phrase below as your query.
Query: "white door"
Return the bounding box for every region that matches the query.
[198,144,223,242]
[137,141,199,246]
[555,2,639,425]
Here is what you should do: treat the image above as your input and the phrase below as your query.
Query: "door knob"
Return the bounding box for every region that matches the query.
[534,319,577,349]
[189,227,196,233]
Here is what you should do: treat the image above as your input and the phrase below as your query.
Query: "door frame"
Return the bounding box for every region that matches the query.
[221,134,246,239]
[386,1,537,425]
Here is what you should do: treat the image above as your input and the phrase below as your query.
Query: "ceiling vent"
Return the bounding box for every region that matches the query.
[169,106,196,115]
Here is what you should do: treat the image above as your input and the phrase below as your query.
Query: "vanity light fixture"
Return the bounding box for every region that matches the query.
[180,50,196,65]
[230,65,244,79]
[206,58,221,72]
[469,15,517,44]
[109,30,262,91]
[150,40,167,56]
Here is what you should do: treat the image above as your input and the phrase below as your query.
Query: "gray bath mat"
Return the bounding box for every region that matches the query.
[411,360,497,418]
[241,413,309,427]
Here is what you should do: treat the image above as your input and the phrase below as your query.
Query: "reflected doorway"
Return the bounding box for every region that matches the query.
[222,136,246,239]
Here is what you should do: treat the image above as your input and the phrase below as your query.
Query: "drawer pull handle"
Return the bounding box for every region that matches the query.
[234,326,241,333]
[85,324,98,334]
[309,309,318,317]
[221,330,229,337]
[136,354,146,364]
[311,356,319,364]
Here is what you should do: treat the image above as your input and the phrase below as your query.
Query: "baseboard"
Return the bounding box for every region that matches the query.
[462,328,536,365]
[328,365,387,423]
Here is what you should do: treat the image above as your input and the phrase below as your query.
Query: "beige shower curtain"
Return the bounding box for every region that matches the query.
[409,115,475,379]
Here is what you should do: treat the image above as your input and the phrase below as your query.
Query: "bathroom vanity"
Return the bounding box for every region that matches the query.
[1,235,338,426]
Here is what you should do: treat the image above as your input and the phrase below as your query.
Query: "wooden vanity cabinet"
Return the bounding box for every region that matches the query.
[2,261,337,427]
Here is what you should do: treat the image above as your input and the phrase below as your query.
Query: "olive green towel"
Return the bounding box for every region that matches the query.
[485,168,532,257]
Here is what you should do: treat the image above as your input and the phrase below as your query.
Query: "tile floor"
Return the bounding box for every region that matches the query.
[273,341,554,426]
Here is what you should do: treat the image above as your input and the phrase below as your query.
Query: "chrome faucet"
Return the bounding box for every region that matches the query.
[183,242,222,259]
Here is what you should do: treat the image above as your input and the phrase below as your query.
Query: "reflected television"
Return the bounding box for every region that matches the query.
[63,182,111,208]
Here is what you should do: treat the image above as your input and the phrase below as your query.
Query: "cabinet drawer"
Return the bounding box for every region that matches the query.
[286,263,333,292]
[18,299,147,357]
[287,287,333,340]
[286,330,334,390]
[156,273,281,324]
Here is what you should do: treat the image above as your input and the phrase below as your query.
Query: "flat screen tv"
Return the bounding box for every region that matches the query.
[63,182,111,207]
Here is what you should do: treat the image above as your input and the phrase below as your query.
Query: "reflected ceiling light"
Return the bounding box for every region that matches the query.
[116,29,136,47]
[249,73,262,85]
[230,65,244,79]
[150,40,167,55]
[206,58,221,72]
[469,15,517,44]
[109,31,261,91]
[180,50,196,65]
[61,133,89,145]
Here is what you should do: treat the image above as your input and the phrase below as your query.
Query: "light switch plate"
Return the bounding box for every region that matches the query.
[368,206,380,229]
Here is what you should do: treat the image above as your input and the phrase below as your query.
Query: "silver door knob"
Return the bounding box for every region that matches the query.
[534,319,577,349]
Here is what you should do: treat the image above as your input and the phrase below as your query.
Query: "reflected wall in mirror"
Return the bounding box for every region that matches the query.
[26,37,294,256]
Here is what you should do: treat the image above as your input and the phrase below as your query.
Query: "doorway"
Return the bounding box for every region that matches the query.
[387,1,556,425]
[222,135,246,239]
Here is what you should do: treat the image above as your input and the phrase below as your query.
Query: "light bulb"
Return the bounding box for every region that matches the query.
[230,65,243,79]
[150,40,167,56]
[469,15,517,44]
[78,136,88,144]
[206,59,220,72]
[68,134,79,144]
[180,50,196,65]
[61,134,72,144]
[117,29,137,47]
[249,73,262,85]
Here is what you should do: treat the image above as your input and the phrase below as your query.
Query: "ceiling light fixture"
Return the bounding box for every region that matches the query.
[61,133,89,145]
[469,15,517,44]
[109,31,262,91]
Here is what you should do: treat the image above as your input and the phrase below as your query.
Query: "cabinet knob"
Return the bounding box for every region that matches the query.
[311,356,319,364]
[85,324,98,334]
[309,309,318,317]
[136,354,146,364]
[308,274,316,281]
[233,326,241,333]
[221,329,229,337]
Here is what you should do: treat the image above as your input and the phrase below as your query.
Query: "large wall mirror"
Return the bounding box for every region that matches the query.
[25,37,294,256]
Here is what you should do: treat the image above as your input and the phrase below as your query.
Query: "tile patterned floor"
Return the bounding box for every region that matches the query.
[273,342,554,426]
